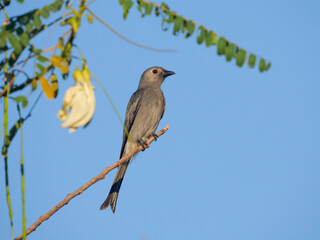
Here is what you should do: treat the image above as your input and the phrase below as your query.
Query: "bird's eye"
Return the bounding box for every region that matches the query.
[152,69,158,74]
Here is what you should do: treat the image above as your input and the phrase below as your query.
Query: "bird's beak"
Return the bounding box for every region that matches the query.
[162,70,175,78]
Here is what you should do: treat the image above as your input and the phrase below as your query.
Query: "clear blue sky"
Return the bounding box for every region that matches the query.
[1,0,320,239]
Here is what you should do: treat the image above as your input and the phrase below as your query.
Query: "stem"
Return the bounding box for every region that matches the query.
[90,71,132,143]
[17,105,26,240]
[3,60,14,239]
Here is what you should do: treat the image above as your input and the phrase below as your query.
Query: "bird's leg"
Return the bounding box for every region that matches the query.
[137,140,148,151]
[151,133,159,141]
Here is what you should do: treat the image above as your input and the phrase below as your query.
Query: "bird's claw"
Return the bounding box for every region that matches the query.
[137,140,148,151]
[152,133,158,141]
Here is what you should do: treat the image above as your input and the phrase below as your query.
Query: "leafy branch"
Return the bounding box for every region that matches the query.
[120,0,271,72]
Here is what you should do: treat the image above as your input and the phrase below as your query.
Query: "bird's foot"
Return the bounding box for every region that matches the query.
[151,133,159,141]
[137,140,148,151]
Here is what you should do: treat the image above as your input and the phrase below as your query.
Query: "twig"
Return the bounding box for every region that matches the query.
[0,52,32,98]
[85,7,177,53]
[14,125,169,240]
[6,45,58,71]
[46,0,75,48]
[6,78,32,94]
[17,104,27,240]
[1,3,9,24]
[25,92,43,120]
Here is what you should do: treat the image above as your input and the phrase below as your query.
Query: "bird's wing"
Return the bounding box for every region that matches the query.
[160,94,166,120]
[119,89,144,158]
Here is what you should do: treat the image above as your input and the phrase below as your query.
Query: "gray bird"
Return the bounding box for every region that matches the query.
[100,66,175,212]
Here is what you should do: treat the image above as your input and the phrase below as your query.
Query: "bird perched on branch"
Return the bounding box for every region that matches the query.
[100,66,175,213]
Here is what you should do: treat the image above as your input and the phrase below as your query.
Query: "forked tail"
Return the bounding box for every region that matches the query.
[100,161,129,212]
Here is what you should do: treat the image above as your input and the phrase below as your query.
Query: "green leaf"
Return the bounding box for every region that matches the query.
[225,43,235,61]
[173,16,183,35]
[25,22,33,33]
[48,3,58,12]
[33,13,42,30]
[126,0,134,7]
[259,58,266,72]
[13,96,28,108]
[18,31,29,47]
[55,0,64,10]
[248,54,256,68]
[160,2,169,9]
[266,62,271,70]
[37,55,48,63]
[186,21,195,37]
[236,49,246,67]
[166,11,174,24]
[125,2,134,19]
[36,63,45,73]
[137,1,144,15]
[217,37,227,55]
[0,38,6,48]
[121,0,134,19]
[18,15,29,25]
[31,78,37,91]
[205,31,217,47]
[40,8,50,19]
[181,20,187,33]
[197,26,206,44]
[0,30,8,39]
[8,33,22,54]
[48,0,63,13]
[145,4,153,15]
[161,11,173,31]
[33,48,42,54]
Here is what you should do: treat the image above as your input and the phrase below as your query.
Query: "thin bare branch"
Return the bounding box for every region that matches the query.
[24,92,42,120]
[46,0,75,48]
[85,7,177,53]
[14,125,169,240]
[6,45,58,71]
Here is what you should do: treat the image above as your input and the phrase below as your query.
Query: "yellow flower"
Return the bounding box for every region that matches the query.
[57,66,95,133]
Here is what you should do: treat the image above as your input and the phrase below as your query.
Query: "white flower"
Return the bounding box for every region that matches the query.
[57,66,95,133]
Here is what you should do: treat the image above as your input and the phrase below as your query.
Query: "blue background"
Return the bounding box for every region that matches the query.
[1,0,320,239]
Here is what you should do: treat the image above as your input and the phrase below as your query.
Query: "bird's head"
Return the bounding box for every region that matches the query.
[138,66,175,89]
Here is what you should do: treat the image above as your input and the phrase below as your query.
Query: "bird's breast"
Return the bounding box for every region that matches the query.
[130,88,165,141]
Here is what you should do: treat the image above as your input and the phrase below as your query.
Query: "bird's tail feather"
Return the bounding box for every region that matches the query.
[100,161,129,212]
